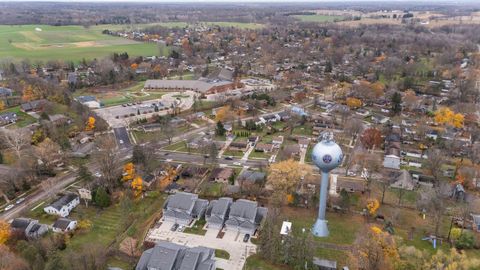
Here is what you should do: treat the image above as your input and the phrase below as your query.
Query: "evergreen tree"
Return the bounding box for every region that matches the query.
[216,121,226,136]
[94,187,111,208]
[391,92,402,114]
[77,165,93,182]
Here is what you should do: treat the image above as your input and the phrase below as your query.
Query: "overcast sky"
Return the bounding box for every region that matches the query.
[0,0,472,2]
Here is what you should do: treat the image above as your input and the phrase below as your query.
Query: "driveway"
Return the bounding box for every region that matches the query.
[146,221,256,270]
[113,127,132,149]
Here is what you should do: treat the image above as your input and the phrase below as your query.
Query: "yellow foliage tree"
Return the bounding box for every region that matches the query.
[130,63,138,70]
[85,117,95,131]
[0,220,10,244]
[367,198,380,215]
[346,97,362,109]
[0,100,5,111]
[267,159,311,205]
[131,176,143,197]
[77,219,92,231]
[122,162,135,181]
[215,105,233,122]
[434,107,464,128]
[22,85,36,102]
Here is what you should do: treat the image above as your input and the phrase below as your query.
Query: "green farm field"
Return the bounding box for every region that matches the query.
[0,24,165,62]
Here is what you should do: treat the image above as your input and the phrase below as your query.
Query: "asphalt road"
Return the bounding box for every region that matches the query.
[0,149,132,221]
[114,127,132,149]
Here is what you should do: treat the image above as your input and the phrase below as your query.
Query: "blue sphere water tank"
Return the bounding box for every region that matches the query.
[311,140,343,172]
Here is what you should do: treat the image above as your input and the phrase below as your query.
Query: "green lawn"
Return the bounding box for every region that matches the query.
[184,219,207,236]
[0,24,167,62]
[249,151,271,159]
[223,150,244,158]
[245,254,290,270]
[215,249,230,260]
[0,105,37,127]
[293,15,345,23]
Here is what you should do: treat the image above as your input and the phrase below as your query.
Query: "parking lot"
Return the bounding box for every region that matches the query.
[146,220,257,270]
[94,91,196,128]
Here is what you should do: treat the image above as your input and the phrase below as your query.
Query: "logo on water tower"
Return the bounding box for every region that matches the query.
[322,154,332,164]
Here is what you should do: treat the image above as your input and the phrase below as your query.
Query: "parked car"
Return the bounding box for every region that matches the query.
[243,234,250,242]
[4,204,14,211]
[171,223,179,231]
[178,225,185,232]
[16,198,25,204]
[225,156,233,160]
[233,162,242,166]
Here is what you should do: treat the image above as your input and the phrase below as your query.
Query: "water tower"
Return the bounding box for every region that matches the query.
[311,132,343,237]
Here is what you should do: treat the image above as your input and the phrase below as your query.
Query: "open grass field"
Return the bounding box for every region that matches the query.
[293,15,345,23]
[0,24,164,62]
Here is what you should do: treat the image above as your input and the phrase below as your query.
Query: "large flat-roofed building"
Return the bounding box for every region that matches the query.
[144,79,241,95]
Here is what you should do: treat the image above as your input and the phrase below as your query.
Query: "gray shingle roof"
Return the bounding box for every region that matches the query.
[53,218,74,230]
[48,193,79,211]
[136,241,215,270]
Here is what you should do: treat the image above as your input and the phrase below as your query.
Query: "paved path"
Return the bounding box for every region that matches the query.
[147,221,256,270]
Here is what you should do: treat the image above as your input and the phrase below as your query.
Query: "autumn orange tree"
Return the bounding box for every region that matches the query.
[22,85,36,102]
[215,105,234,122]
[0,220,10,245]
[122,162,135,181]
[350,225,399,270]
[346,97,362,109]
[371,81,385,98]
[131,176,143,197]
[0,100,5,110]
[434,107,464,128]
[267,159,311,205]
[85,116,95,131]
[360,128,383,150]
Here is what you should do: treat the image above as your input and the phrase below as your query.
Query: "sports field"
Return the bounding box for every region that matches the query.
[0,24,164,62]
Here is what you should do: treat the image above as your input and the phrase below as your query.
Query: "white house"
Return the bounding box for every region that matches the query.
[44,193,80,217]
[52,218,77,233]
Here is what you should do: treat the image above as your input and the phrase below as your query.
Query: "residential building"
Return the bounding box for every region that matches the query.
[210,168,234,183]
[224,199,268,235]
[43,193,80,217]
[472,214,480,232]
[163,192,208,225]
[52,218,77,233]
[390,170,415,190]
[136,241,215,270]
[20,99,48,112]
[229,141,248,151]
[205,197,233,229]
[0,112,17,125]
[10,218,48,239]
[237,170,266,184]
[255,143,273,153]
[0,87,12,97]
[272,136,284,148]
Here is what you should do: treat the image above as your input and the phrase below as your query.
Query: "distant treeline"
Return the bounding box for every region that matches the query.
[284,12,316,16]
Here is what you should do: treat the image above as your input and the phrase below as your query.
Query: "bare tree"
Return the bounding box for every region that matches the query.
[425,148,445,185]
[1,129,31,160]
[94,137,120,190]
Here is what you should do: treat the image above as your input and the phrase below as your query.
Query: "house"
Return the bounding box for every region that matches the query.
[20,99,48,112]
[163,192,208,225]
[75,96,101,108]
[142,174,158,188]
[390,170,415,190]
[298,138,310,149]
[224,199,268,235]
[383,131,401,170]
[426,130,439,140]
[0,112,17,125]
[248,136,260,146]
[210,167,234,183]
[283,144,301,158]
[255,143,273,153]
[136,241,215,270]
[229,141,248,151]
[371,114,390,124]
[0,87,12,97]
[205,197,233,229]
[181,167,209,178]
[52,218,77,233]
[237,170,266,184]
[332,175,366,194]
[43,193,80,217]
[471,214,480,232]
[10,218,48,239]
[272,136,284,148]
